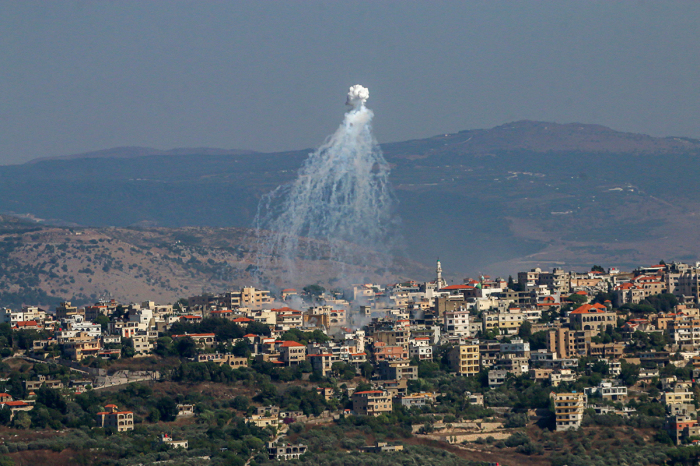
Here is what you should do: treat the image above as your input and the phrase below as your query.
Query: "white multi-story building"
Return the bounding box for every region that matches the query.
[444,309,471,337]
[554,392,584,431]
[409,337,433,360]
[0,306,47,325]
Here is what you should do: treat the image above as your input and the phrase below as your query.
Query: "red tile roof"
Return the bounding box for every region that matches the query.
[15,321,38,327]
[570,303,608,314]
[1,401,29,407]
[279,341,305,348]
[439,284,475,291]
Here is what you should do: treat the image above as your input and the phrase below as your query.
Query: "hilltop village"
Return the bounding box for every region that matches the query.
[3,261,700,465]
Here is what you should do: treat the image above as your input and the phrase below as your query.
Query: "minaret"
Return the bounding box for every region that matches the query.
[436,259,447,289]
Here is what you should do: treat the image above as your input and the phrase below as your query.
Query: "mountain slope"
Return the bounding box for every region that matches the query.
[1,120,699,280]
[0,216,430,307]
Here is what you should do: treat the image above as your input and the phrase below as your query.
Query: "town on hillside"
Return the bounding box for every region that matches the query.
[2,260,700,465]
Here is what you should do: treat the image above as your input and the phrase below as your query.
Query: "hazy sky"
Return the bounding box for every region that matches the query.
[1,1,699,164]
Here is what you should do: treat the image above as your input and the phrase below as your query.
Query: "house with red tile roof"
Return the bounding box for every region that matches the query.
[568,303,617,334]
[276,340,306,366]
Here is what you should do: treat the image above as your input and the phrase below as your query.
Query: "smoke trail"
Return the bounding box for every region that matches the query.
[253,85,398,285]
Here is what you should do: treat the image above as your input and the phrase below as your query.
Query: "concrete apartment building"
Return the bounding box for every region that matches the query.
[96,404,134,432]
[547,328,593,358]
[448,342,480,376]
[662,384,695,405]
[554,392,585,431]
[482,309,524,335]
[277,341,307,366]
[373,329,410,349]
[268,442,308,461]
[377,360,418,380]
[666,263,700,303]
[518,267,570,294]
[444,309,471,337]
[352,390,393,416]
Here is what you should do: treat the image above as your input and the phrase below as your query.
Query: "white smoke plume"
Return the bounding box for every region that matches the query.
[253,85,398,286]
[345,84,370,109]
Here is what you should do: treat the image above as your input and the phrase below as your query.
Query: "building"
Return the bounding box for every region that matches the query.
[662,384,695,405]
[588,342,625,359]
[63,339,102,361]
[246,414,279,428]
[448,342,480,376]
[170,333,216,347]
[352,390,393,416]
[161,433,188,449]
[394,392,436,408]
[132,334,153,356]
[268,442,308,461]
[518,267,570,294]
[25,376,63,391]
[488,369,508,387]
[96,404,134,432]
[482,309,524,335]
[277,341,307,366]
[55,301,83,320]
[307,353,334,376]
[409,337,433,360]
[271,308,303,330]
[0,400,33,419]
[360,442,404,453]
[547,328,593,359]
[196,353,248,368]
[444,309,471,336]
[377,360,418,380]
[584,383,627,402]
[373,342,408,361]
[554,392,585,431]
[177,404,195,417]
[568,304,617,334]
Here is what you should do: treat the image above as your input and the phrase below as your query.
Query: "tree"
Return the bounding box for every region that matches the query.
[12,411,31,429]
[36,386,67,414]
[121,338,135,358]
[0,407,11,426]
[360,362,373,379]
[94,315,110,333]
[619,360,640,386]
[303,284,325,298]
[175,337,197,358]
[232,395,250,411]
[232,339,251,358]
[156,397,178,422]
[246,321,271,337]
[518,321,532,341]
[529,331,548,351]
[568,294,588,306]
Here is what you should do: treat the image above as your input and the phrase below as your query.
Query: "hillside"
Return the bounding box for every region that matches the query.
[0,216,429,307]
[0,120,699,281]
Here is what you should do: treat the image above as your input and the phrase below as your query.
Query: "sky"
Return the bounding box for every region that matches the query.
[1,1,699,165]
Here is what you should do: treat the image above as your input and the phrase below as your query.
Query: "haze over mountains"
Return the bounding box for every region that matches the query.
[2,120,700,287]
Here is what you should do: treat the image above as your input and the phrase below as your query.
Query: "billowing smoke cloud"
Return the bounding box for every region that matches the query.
[345,84,370,109]
[253,85,398,286]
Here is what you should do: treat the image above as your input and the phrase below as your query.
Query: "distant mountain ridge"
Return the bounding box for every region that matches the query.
[2,119,700,282]
[24,120,700,166]
[26,146,258,164]
[382,120,700,160]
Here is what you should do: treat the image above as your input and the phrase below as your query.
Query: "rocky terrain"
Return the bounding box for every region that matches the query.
[0,216,429,307]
